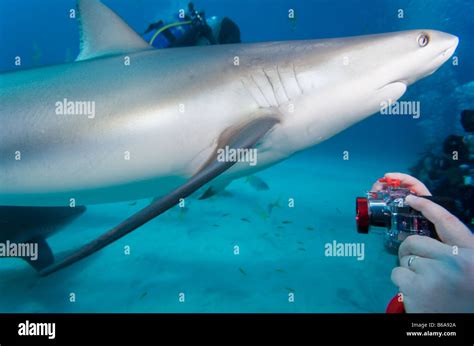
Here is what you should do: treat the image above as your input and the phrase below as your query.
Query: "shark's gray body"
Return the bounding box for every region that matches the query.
[0,0,459,273]
[0,32,458,206]
[0,42,308,206]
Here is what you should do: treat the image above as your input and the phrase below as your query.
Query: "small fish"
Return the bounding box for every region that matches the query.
[297,241,303,245]
[139,292,148,299]
[285,287,295,292]
[298,247,306,252]
[306,226,314,231]
[222,213,230,217]
[128,201,137,206]
[256,196,281,220]
[239,267,247,276]
[254,205,269,220]
[267,196,282,215]
[275,269,286,273]
[275,233,280,237]
[245,175,270,191]
[212,224,219,227]
[282,220,292,224]
[336,208,342,214]
[241,218,251,223]
[277,225,284,229]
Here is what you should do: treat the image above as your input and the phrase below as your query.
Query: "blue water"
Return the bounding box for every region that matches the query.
[0,0,472,312]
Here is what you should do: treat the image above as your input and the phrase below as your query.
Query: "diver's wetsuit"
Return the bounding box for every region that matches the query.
[169,17,216,47]
[144,3,240,49]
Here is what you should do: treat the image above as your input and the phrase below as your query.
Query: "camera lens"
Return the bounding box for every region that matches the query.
[368,199,391,228]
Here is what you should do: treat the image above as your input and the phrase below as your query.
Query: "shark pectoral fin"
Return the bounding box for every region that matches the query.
[39,116,280,276]
[376,81,407,106]
[22,236,54,272]
[76,0,151,61]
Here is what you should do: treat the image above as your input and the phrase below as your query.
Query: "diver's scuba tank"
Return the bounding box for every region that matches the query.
[143,2,212,49]
[143,2,240,49]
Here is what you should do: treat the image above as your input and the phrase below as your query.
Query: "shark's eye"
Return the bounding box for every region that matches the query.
[417,33,430,47]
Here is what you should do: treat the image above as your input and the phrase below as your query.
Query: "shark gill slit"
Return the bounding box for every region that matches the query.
[262,68,280,106]
[240,78,264,108]
[275,65,291,103]
[252,69,280,107]
[292,63,304,95]
[250,74,272,108]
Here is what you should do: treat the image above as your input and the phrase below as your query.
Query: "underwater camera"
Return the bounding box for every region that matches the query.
[355,178,437,252]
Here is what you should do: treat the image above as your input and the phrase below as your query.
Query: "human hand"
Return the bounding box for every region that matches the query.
[371,172,431,196]
[391,194,474,312]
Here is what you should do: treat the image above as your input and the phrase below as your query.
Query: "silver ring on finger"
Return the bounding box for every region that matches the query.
[408,255,418,268]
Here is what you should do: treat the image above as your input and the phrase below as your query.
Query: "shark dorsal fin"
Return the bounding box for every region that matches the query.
[76,0,151,61]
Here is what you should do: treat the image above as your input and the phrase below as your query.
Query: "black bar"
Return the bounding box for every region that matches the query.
[0,313,472,345]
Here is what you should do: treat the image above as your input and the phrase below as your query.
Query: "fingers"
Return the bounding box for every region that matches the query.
[399,254,435,273]
[371,180,384,192]
[405,195,474,246]
[384,172,432,196]
[399,234,452,260]
[370,172,431,195]
[391,266,416,294]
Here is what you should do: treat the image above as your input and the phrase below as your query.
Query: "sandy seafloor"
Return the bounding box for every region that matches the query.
[0,140,411,313]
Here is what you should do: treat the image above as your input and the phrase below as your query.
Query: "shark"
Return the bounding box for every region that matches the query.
[0,0,458,275]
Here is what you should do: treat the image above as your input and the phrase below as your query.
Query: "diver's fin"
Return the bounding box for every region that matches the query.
[40,116,279,276]
[198,180,232,200]
[76,0,151,61]
[22,236,54,272]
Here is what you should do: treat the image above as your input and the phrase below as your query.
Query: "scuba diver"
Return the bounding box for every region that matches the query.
[143,2,241,49]
[410,109,474,229]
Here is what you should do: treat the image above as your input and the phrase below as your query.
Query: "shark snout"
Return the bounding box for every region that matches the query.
[428,30,459,61]
[403,30,459,84]
[436,31,459,58]
[428,31,458,77]
[441,37,458,59]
